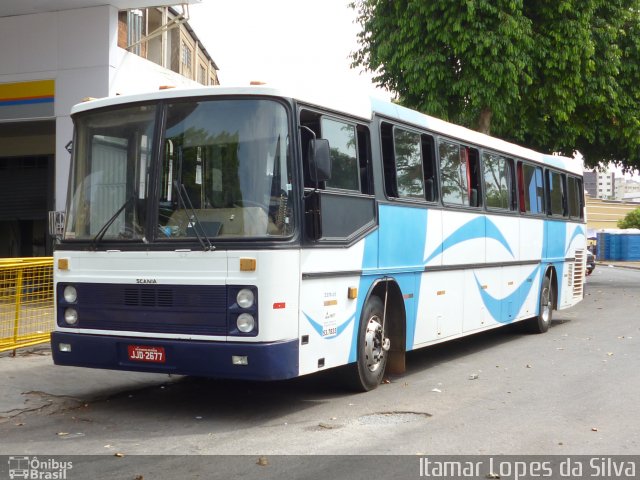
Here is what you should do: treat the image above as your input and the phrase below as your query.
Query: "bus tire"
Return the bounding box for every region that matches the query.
[527,274,553,333]
[346,295,388,392]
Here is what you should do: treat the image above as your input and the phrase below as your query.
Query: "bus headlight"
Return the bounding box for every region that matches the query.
[64,308,79,326]
[236,289,254,308]
[236,313,255,333]
[63,285,77,303]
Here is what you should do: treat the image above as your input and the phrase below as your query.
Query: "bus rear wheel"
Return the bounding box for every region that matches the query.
[527,274,553,333]
[346,295,389,392]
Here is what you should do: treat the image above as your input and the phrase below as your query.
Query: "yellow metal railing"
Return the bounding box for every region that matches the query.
[0,257,54,353]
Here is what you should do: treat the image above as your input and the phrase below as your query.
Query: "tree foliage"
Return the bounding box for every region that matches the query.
[351,0,640,172]
[617,207,640,228]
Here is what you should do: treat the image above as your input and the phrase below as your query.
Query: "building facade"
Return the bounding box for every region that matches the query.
[0,1,218,257]
[614,177,640,202]
[583,170,615,200]
[117,6,218,86]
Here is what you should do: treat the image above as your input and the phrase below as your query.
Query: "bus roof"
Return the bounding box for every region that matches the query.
[71,84,582,175]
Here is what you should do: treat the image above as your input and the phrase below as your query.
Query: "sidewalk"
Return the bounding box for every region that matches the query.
[596,260,640,270]
[0,346,174,421]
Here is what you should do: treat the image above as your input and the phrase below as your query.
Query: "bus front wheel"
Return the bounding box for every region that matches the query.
[346,295,389,392]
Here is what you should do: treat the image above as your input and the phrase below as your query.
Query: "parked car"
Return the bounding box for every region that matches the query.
[586,251,596,276]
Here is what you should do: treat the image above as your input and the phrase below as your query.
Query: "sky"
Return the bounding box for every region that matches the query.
[186,1,640,180]
[187,0,391,99]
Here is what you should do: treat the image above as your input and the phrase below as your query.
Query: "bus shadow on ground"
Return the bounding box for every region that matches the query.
[71,362,355,433]
[82,321,561,413]
[53,318,573,437]
[402,318,570,376]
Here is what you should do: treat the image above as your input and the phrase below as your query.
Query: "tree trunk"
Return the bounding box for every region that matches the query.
[477,107,493,135]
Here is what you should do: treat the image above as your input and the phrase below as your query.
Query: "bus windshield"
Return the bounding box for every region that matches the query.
[64,98,294,242]
[159,99,293,239]
[65,104,156,241]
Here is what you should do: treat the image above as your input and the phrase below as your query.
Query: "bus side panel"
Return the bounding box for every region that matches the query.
[519,218,544,319]
[464,214,522,331]
[558,221,587,309]
[440,211,486,266]
[377,204,440,350]
[463,268,495,332]
[378,204,431,269]
[415,210,485,345]
[298,239,368,376]
[414,270,464,344]
[486,214,520,264]
[543,220,567,304]
[377,204,440,351]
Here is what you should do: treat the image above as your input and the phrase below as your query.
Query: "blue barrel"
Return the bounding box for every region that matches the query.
[598,232,640,260]
[626,235,640,260]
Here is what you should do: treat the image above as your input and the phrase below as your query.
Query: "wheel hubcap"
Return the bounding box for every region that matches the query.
[364,315,384,372]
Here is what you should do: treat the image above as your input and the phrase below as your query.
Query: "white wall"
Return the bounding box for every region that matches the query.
[1,6,114,210]
[1,6,203,211]
[110,48,201,95]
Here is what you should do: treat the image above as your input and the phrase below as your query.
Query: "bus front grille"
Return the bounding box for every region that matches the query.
[58,283,229,336]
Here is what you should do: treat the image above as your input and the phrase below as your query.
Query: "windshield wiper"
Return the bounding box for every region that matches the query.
[90,195,134,249]
[172,180,214,251]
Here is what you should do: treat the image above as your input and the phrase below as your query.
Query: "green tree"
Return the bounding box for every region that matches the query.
[617,207,640,228]
[351,0,640,172]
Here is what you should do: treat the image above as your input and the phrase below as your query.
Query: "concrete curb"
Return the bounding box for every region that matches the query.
[595,261,640,271]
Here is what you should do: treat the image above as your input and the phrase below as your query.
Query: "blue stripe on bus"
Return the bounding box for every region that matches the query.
[306,209,580,360]
[424,217,513,264]
[375,205,428,351]
[565,225,585,256]
[544,220,567,260]
[474,264,540,323]
[378,205,428,268]
[543,220,569,302]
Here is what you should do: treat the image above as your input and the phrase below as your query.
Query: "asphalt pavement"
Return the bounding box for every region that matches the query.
[0,346,174,421]
[1,259,638,422]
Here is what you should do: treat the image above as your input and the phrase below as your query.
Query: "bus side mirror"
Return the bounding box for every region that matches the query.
[308,139,331,183]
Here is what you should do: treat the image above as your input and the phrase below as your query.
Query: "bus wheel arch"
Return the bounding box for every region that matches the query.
[345,278,407,392]
[370,279,406,376]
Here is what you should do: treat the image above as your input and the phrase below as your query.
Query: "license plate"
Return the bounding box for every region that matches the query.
[127,345,166,363]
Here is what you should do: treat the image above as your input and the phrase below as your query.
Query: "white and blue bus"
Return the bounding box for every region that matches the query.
[52,86,586,391]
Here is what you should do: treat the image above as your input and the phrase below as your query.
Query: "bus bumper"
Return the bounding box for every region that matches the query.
[51,332,299,381]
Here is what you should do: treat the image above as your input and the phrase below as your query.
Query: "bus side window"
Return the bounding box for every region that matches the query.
[300,110,322,189]
[301,109,371,195]
[422,134,437,202]
[517,162,526,213]
[393,126,424,199]
[519,163,545,214]
[482,152,514,211]
[546,169,567,217]
[380,122,398,198]
[320,117,360,192]
[467,148,481,207]
[357,125,373,195]
[439,140,481,207]
[381,123,436,202]
[567,176,583,219]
